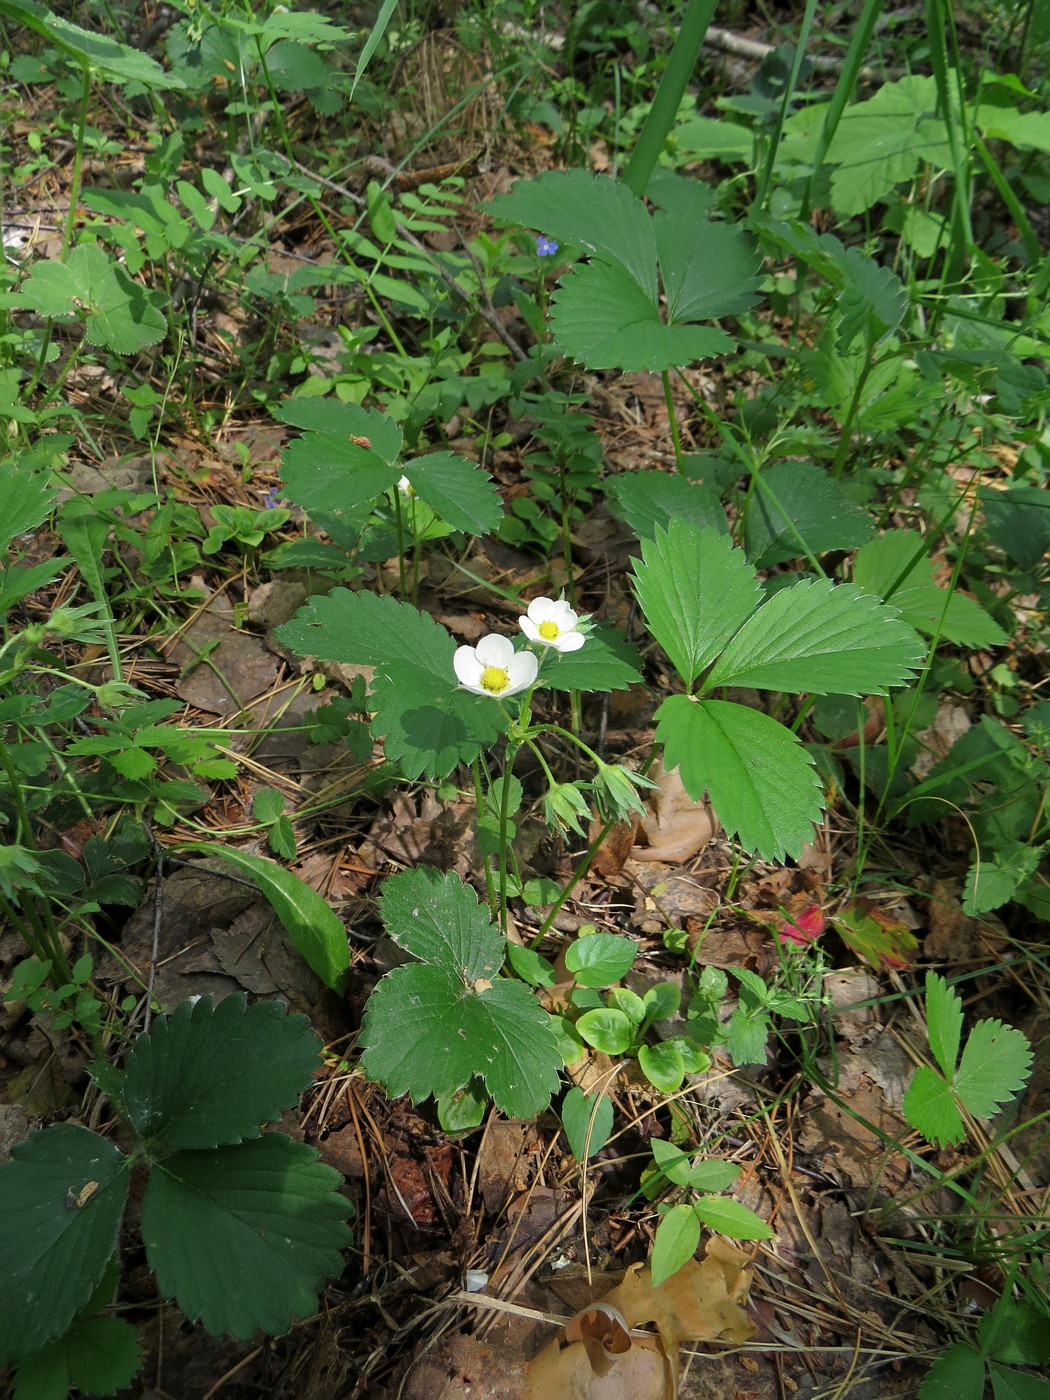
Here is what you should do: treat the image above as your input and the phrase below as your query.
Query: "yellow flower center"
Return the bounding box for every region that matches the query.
[538,620,560,641]
[480,666,510,693]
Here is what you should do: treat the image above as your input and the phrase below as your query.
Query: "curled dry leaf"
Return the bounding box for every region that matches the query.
[631,764,719,864]
[525,1238,755,1400]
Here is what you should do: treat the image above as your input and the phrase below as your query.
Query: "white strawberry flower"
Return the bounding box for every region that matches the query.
[454,633,538,698]
[519,597,586,652]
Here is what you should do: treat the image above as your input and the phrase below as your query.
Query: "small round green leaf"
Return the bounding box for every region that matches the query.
[575,1008,634,1055]
[638,1041,686,1093]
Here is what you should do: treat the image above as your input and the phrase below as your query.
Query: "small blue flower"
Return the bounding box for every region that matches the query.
[262,487,284,510]
[535,235,559,257]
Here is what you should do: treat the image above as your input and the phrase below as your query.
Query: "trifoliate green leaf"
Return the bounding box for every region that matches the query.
[275,591,507,779]
[632,523,761,689]
[486,169,658,298]
[401,452,502,534]
[653,213,761,323]
[705,578,922,696]
[655,695,823,860]
[19,244,167,353]
[142,1135,351,1341]
[123,995,322,1152]
[379,865,503,979]
[370,660,508,778]
[277,397,403,461]
[954,1020,1033,1120]
[902,1065,965,1146]
[0,1123,129,1366]
[12,1316,142,1400]
[359,963,561,1120]
[487,173,760,373]
[539,625,643,693]
[551,260,734,372]
[692,1196,774,1240]
[924,972,964,1082]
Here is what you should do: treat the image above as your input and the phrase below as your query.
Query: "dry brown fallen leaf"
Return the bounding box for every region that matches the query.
[524,1239,756,1400]
[631,765,720,864]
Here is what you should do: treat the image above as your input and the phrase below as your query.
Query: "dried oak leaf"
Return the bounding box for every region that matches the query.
[525,1239,755,1400]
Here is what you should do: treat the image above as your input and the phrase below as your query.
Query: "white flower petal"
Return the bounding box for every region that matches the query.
[507,650,539,691]
[519,617,542,644]
[474,633,514,668]
[557,631,586,652]
[454,645,484,688]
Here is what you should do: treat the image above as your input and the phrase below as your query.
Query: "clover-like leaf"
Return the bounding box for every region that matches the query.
[142,1135,351,1340]
[276,591,508,779]
[902,1065,965,1147]
[486,169,658,297]
[632,523,761,689]
[924,972,964,1083]
[359,963,561,1119]
[655,695,823,861]
[369,661,508,779]
[19,244,167,354]
[0,1122,129,1366]
[551,260,734,372]
[705,578,923,696]
[123,995,322,1153]
[487,171,759,373]
[653,212,761,324]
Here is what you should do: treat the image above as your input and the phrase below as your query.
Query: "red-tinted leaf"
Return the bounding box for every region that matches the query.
[832,899,918,970]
